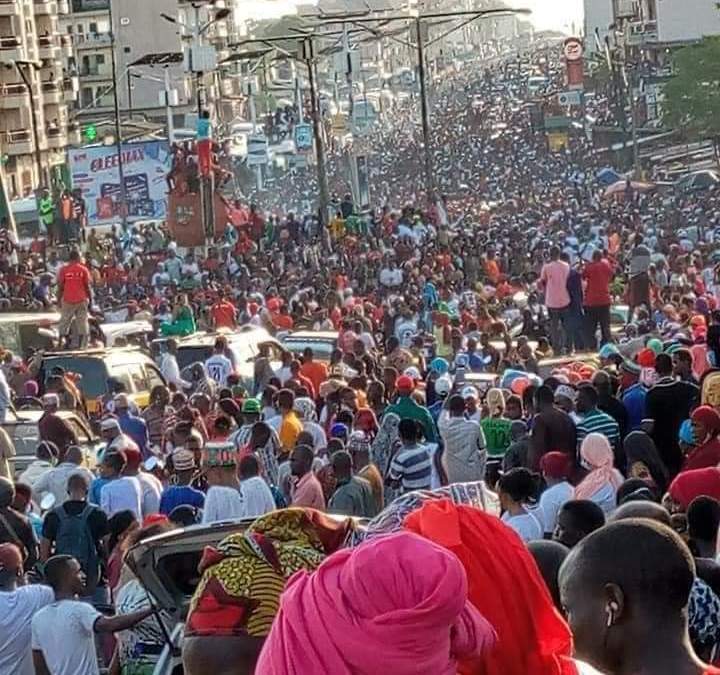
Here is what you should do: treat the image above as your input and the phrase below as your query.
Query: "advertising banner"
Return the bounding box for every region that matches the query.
[69,141,171,226]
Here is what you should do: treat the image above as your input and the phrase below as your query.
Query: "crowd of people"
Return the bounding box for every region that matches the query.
[1,39,720,675]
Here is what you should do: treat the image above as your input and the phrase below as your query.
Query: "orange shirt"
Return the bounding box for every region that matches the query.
[59,262,91,303]
[300,361,328,396]
[273,314,294,330]
[211,300,237,329]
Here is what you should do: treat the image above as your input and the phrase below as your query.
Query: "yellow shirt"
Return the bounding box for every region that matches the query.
[279,412,303,451]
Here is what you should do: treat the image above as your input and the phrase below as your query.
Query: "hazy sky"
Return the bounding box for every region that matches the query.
[237,0,585,34]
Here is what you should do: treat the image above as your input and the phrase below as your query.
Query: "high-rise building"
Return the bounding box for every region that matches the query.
[0,0,75,198]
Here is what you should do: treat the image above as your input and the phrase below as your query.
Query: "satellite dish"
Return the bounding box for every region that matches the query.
[40,493,56,511]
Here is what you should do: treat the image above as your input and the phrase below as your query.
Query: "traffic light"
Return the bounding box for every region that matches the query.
[84,124,97,142]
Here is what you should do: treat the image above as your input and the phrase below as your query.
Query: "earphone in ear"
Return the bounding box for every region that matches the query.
[606,601,619,627]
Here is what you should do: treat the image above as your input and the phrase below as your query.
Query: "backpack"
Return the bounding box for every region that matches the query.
[54,504,99,587]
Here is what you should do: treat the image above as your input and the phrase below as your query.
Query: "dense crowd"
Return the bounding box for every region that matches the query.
[1,41,720,675]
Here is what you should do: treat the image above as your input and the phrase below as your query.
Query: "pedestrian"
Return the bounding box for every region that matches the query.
[56,248,92,349]
[328,450,377,518]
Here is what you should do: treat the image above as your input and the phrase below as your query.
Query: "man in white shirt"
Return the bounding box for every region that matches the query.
[160,339,190,390]
[98,451,142,519]
[238,455,276,518]
[31,554,152,675]
[538,451,575,536]
[0,543,54,675]
[17,442,57,489]
[121,447,161,517]
[31,446,94,507]
[204,337,234,387]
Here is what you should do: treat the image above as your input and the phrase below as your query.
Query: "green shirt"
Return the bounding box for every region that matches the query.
[481,417,513,457]
[384,396,437,443]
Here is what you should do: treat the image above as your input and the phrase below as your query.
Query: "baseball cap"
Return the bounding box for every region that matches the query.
[461,385,479,400]
[395,375,415,392]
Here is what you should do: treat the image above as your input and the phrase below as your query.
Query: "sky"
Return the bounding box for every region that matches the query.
[236,0,585,35]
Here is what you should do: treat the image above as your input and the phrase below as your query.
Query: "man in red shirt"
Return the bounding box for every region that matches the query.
[210,293,237,330]
[582,249,614,349]
[57,248,92,348]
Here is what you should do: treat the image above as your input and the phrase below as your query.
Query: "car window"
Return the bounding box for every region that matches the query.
[144,364,165,392]
[127,364,147,393]
[42,357,109,398]
[9,423,40,458]
[111,368,134,395]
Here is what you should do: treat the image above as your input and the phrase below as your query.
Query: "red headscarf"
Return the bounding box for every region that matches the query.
[669,467,720,510]
[404,500,576,675]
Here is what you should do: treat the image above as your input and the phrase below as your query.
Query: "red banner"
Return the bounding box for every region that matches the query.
[197,139,212,177]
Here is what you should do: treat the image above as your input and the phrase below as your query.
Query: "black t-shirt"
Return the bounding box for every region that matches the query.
[42,500,108,546]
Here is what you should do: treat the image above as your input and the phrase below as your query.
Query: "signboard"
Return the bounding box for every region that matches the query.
[68,141,171,226]
[548,132,569,151]
[544,115,572,130]
[563,37,584,62]
[332,113,348,135]
[557,90,582,106]
[294,123,313,151]
[247,133,268,166]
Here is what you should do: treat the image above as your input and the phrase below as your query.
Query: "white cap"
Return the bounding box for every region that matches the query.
[100,417,120,431]
[42,393,59,407]
[461,385,479,401]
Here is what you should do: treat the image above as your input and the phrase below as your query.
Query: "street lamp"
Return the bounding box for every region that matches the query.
[10,60,43,189]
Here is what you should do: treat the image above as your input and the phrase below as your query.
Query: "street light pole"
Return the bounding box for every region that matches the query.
[13,61,43,189]
[306,52,330,228]
[108,0,128,227]
[415,16,433,198]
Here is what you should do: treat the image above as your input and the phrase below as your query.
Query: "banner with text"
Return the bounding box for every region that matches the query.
[69,141,171,226]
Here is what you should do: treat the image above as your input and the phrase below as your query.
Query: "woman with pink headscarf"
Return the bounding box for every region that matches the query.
[255,531,496,674]
[574,433,624,514]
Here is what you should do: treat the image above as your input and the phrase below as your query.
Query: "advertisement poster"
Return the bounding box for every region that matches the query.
[69,141,171,226]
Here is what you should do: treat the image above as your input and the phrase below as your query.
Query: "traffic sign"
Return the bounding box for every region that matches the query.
[294,123,313,151]
[247,133,268,165]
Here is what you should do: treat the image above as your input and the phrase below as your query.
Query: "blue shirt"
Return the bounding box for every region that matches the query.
[623,383,647,432]
[89,477,110,506]
[118,412,149,457]
[159,485,205,515]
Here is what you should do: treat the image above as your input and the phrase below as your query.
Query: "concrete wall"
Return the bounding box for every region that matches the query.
[112,0,188,111]
[584,0,614,52]
[655,0,720,42]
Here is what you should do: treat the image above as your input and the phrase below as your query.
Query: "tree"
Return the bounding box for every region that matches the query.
[663,36,720,141]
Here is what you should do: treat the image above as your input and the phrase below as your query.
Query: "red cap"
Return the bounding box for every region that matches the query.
[637,348,656,368]
[395,375,415,392]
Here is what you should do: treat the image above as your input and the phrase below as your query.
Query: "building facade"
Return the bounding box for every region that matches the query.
[0,0,76,197]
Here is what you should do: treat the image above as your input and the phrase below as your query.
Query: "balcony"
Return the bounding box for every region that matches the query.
[0,82,27,109]
[40,80,63,104]
[45,124,67,149]
[57,0,69,14]
[626,19,658,45]
[75,32,112,50]
[79,64,112,81]
[614,0,638,18]
[0,35,26,62]
[0,0,20,16]
[62,75,78,103]
[59,33,73,57]
[37,35,60,60]
[2,128,33,155]
[33,0,58,15]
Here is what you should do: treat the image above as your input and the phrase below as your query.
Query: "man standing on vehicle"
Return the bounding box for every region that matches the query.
[57,248,92,349]
[38,394,78,459]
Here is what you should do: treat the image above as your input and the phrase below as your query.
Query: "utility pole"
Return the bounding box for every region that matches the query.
[108,0,128,227]
[306,50,331,227]
[415,16,433,198]
[13,61,43,189]
[163,66,175,145]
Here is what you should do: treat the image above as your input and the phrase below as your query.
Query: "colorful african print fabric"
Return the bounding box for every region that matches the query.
[186,508,354,638]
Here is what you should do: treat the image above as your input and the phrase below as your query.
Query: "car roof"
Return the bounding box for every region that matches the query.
[283,331,339,341]
[4,409,80,424]
[0,312,60,324]
[161,326,277,348]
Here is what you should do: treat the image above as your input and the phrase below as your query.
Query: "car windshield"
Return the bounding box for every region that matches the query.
[282,339,335,361]
[177,346,213,371]
[44,357,108,398]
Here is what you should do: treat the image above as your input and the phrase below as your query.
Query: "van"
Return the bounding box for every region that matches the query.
[152,326,285,393]
[37,347,165,418]
[0,312,60,356]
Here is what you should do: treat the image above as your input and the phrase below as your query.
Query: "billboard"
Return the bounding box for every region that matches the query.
[68,141,171,226]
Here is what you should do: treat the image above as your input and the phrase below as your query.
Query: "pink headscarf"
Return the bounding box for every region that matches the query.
[574,432,624,501]
[255,531,496,675]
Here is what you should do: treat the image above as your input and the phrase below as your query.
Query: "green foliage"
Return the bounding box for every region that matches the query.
[663,36,720,138]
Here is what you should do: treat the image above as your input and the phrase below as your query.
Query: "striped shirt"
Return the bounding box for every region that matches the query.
[576,409,620,449]
[389,444,432,493]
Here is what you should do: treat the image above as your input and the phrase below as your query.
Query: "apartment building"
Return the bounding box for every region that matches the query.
[0,0,77,198]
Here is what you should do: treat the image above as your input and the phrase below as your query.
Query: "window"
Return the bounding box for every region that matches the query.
[81,87,93,107]
[144,365,165,392]
[67,25,73,34]
[89,21,97,33]
[126,364,146,394]
[95,54,105,65]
